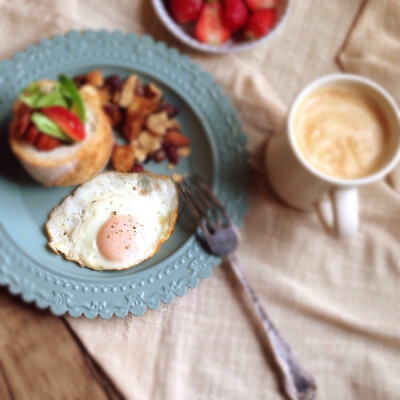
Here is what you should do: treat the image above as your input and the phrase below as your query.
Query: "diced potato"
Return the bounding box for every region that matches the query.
[137,131,162,153]
[119,74,138,108]
[146,111,171,136]
[147,83,163,102]
[172,173,183,183]
[132,141,148,163]
[86,69,104,87]
[97,87,111,105]
[127,97,159,117]
[112,143,135,173]
[177,146,191,158]
[123,113,145,142]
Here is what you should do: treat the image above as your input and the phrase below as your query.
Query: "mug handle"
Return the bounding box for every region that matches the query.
[315,187,359,238]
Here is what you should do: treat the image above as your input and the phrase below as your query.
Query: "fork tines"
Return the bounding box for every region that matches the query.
[178,175,230,236]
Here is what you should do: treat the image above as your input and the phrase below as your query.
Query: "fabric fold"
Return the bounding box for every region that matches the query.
[338,0,400,106]
[339,0,400,191]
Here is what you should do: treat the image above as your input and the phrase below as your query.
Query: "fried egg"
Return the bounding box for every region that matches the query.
[46,171,179,270]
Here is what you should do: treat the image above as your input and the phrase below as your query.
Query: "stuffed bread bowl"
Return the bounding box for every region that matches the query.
[9,75,114,187]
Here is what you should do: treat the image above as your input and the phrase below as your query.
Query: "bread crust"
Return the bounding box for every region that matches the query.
[9,83,114,187]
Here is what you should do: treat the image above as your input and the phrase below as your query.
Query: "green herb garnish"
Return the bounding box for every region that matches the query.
[36,89,68,108]
[58,74,86,123]
[31,112,71,142]
[18,75,85,123]
[19,91,42,108]
[24,81,40,95]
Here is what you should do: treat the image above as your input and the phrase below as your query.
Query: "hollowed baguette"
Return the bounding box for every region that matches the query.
[9,83,114,187]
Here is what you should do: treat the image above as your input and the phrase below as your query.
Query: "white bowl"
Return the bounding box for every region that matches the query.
[152,0,290,54]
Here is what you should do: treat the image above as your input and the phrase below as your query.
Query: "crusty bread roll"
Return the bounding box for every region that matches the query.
[9,83,114,187]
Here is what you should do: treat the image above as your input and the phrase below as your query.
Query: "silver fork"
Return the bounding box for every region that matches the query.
[178,175,317,400]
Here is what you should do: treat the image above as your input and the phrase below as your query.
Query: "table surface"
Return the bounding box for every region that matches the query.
[0,1,365,398]
[0,288,123,399]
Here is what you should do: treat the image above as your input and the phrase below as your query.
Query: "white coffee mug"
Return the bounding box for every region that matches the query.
[265,74,400,238]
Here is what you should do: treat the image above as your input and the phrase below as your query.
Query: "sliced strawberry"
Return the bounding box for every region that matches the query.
[37,134,61,151]
[41,106,85,141]
[16,102,31,118]
[16,108,32,137]
[169,0,203,24]
[45,136,61,150]
[25,124,39,145]
[195,1,231,45]
[244,0,277,11]
[35,133,61,151]
[223,0,249,31]
[34,133,51,151]
[244,9,276,39]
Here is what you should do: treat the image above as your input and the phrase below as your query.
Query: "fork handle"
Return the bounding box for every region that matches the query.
[227,253,317,400]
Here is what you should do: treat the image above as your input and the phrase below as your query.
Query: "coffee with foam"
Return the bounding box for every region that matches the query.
[293,85,391,179]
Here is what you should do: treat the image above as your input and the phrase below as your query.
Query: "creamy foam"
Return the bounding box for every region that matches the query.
[293,85,390,179]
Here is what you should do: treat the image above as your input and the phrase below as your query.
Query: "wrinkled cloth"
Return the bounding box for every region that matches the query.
[2,0,400,399]
[339,0,400,191]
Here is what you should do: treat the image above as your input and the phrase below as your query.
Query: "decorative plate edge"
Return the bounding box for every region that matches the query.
[0,261,217,319]
[0,29,250,319]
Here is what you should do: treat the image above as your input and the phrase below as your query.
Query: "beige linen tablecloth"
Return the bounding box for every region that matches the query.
[2,1,400,399]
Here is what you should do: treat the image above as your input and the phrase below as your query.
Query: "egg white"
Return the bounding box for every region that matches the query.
[46,171,179,270]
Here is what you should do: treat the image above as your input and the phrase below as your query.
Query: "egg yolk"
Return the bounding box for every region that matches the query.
[96,214,142,263]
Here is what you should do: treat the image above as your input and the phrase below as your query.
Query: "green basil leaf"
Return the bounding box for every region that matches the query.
[23,81,39,95]
[53,82,62,93]
[36,91,68,108]
[59,81,71,98]
[58,74,86,123]
[19,91,43,108]
[31,112,72,142]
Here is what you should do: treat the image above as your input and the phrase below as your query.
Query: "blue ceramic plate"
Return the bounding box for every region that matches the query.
[0,30,249,319]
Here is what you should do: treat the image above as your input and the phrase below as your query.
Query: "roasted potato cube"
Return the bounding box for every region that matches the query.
[146,83,163,101]
[112,143,135,173]
[132,141,148,163]
[127,97,160,117]
[137,131,162,153]
[119,74,138,108]
[177,146,191,158]
[146,111,171,136]
[97,87,111,105]
[123,113,145,141]
[86,69,104,87]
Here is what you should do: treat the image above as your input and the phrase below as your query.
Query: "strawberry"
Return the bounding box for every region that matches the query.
[34,133,61,151]
[169,0,203,24]
[16,108,32,137]
[44,136,61,150]
[41,106,85,141]
[223,0,249,31]
[34,134,50,151]
[25,124,39,145]
[244,0,277,11]
[244,9,276,39]
[195,1,231,45]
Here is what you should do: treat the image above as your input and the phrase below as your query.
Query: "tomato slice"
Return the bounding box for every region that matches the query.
[41,106,85,141]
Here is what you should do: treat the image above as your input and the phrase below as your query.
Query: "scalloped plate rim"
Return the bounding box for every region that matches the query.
[0,29,250,319]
